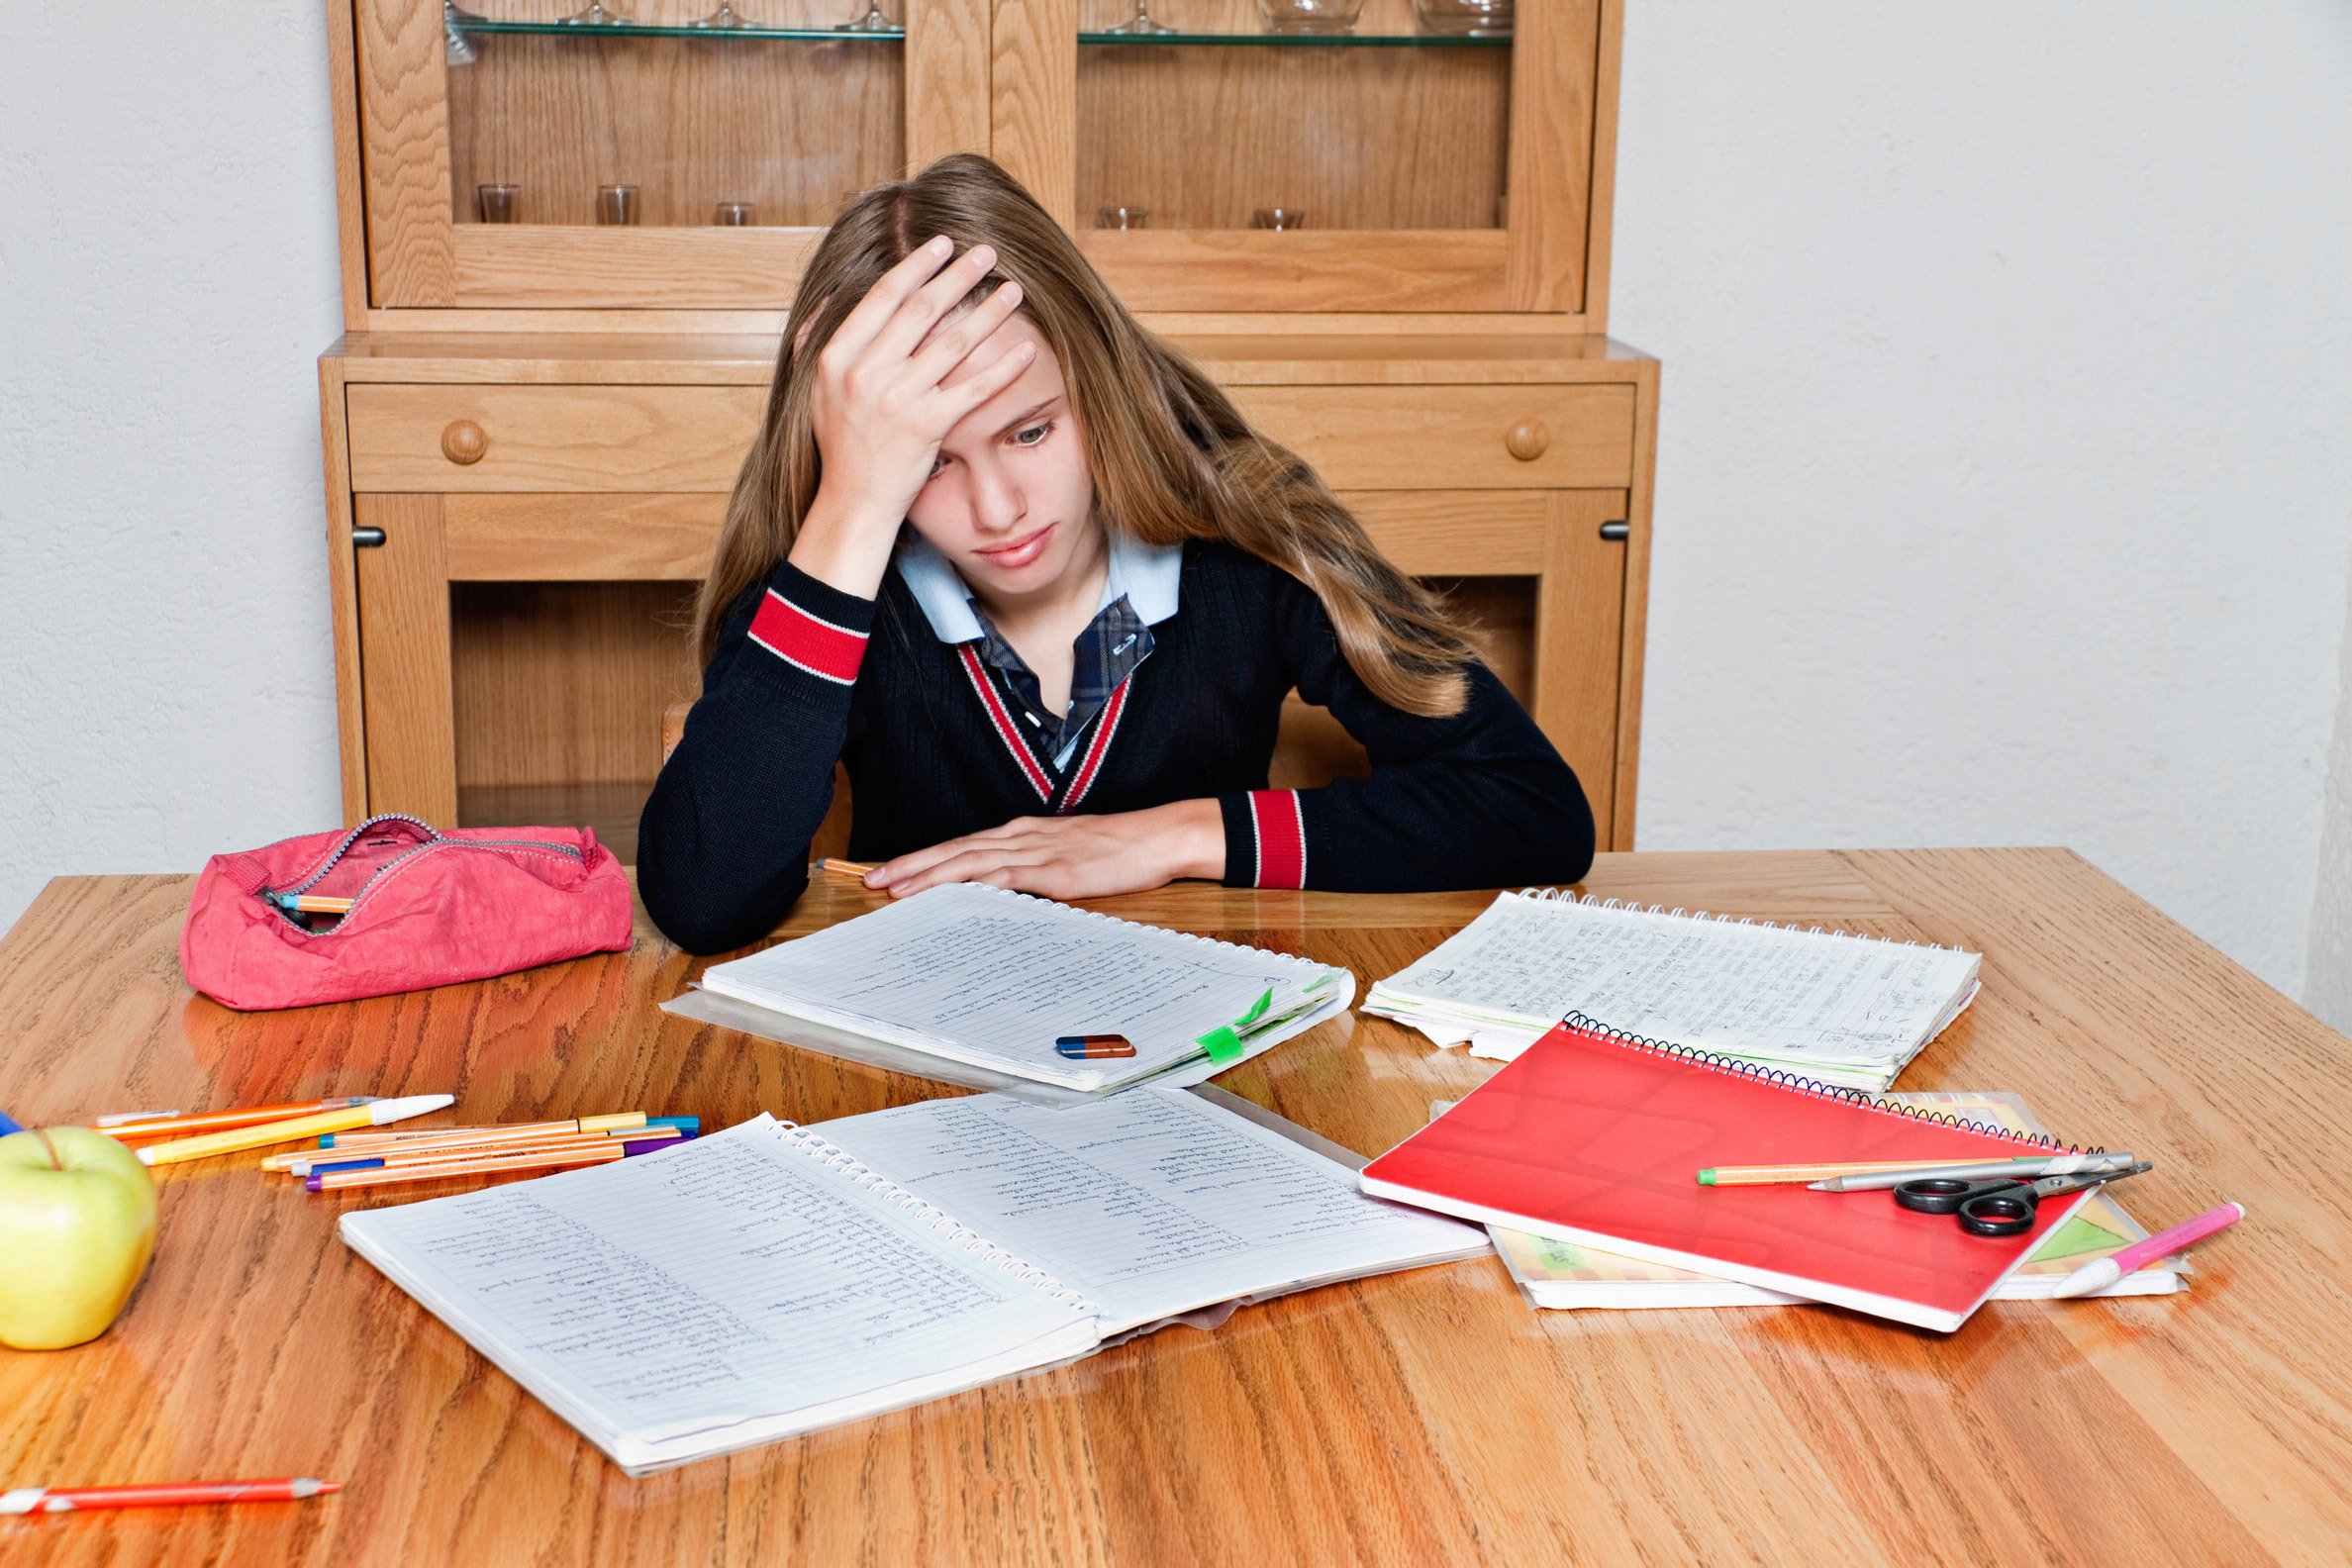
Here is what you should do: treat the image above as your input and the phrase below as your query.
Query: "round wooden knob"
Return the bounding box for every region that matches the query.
[441,419,488,465]
[1506,418,1550,462]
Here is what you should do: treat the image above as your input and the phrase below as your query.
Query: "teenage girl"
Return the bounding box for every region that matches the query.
[638,154,1595,955]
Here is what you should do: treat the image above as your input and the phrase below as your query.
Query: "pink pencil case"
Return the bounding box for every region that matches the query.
[179,814,634,1011]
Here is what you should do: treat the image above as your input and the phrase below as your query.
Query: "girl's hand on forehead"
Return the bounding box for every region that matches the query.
[803,236,1033,532]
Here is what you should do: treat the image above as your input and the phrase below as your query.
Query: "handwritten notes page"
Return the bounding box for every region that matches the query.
[820,1088,1485,1333]
[1368,893,1980,1082]
[339,1117,1100,1474]
[696,883,1347,1090]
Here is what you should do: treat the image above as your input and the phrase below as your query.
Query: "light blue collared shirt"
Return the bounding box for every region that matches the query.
[892,528,1183,642]
[893,528,1184,770]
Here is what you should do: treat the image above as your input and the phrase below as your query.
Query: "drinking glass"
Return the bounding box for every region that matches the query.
[1252,208,1307,230]
[715,202,756,226]
[1096,207,1150,230]
[1257,0,1363,33]
[1413,0,1511,37]
[477,183,520,223]
[1101,2,1177,37]
[597,185,640,225]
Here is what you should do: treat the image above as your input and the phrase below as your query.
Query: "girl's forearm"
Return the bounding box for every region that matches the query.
[1141,797,1226,883]
[787,484,908,600]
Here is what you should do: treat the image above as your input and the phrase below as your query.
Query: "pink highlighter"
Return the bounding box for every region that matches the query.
[2050,1201,2244,1298]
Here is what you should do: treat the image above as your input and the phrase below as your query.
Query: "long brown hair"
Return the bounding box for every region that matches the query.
[695,152,1477,717]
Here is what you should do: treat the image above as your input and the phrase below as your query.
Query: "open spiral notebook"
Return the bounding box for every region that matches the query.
[342,1086,1483,1474]
[681,882,1349,1097]
[1364,888,1981,1092]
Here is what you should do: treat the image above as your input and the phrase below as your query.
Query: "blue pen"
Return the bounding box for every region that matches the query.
[0,1110,22,1137]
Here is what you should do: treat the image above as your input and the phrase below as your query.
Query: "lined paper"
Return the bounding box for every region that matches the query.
[697,883,1343,1089]
[821,1088,1484,1332]
[340,1117,1097,1455]
[1373,894,1979,1068]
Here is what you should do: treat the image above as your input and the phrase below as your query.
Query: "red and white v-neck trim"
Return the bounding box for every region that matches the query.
[1058,674,1131,814]
[956,643,1053,801]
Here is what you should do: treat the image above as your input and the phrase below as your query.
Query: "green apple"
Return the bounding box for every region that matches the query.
[0,1127,160,1350]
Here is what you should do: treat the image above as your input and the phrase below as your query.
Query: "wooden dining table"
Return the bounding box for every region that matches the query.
[1,847,2347,1566]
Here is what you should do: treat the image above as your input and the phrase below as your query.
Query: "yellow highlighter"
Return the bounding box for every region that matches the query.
[135,1094,454,1167]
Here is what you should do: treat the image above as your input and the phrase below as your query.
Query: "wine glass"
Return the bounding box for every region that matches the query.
[560,1,633,24]
[836,1,897,31]
[693,1,759,25]
[1101,2,1178,36]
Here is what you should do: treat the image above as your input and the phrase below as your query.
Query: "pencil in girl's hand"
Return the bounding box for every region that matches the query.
[821,858,878,879]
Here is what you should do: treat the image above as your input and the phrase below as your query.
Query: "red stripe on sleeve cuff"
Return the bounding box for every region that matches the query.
[747,588,867,685]
[1247,789,1307,889]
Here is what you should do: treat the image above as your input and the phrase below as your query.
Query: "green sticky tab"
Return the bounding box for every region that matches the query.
[1237,986,1274,1029]
[1196,1025,1245,1064]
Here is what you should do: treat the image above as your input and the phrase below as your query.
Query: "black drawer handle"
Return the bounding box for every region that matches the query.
[1599,521,1630,542]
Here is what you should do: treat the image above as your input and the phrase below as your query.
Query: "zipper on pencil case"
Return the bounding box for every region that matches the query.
[258,816,583,930]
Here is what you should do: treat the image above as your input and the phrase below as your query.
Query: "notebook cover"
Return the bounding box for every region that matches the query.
[1360,1021,2093,1331]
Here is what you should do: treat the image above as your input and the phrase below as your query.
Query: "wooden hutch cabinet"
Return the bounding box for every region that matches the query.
[319,0,1657,860]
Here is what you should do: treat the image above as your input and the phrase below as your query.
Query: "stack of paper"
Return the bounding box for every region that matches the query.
[1364,890,1980,1092]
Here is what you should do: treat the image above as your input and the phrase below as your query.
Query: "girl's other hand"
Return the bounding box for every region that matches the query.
[788,238,1033,595]
[865,800,1226,902]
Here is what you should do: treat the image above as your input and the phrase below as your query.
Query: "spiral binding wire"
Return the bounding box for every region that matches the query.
[1558,1012,2099,1154]
[1517,886,1963,953]
[767,1120,1103,1319]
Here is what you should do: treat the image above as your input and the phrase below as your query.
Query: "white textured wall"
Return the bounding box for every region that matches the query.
[1610,2,2352,999]
[0,8,345,929]
[2,5,2350,1018]
[2307,563,2352,1031]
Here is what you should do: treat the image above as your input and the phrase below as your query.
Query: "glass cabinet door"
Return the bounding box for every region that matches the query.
[994,0,1608,315]
[355,0,989,311]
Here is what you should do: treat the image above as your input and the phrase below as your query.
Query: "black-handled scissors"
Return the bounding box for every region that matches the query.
[1894,1161,2153,1236]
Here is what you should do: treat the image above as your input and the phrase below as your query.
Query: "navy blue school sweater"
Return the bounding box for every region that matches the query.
[637,539,1596,954]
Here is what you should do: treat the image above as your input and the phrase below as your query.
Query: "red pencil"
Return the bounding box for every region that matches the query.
[0,1478,340,1513]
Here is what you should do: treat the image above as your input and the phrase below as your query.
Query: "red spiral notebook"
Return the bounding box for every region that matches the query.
[1359,1018,2097,1331]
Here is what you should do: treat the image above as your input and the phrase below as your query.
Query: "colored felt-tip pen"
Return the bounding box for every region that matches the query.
[2050,1201,2244,1298]
[0,1478,340,1513]
[298,1126,689,1177]
[136,1095,453,1166]
[94,1099,381,1141]
[305,1137,674,1191]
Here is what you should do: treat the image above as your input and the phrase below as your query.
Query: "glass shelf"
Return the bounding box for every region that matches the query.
[1079,31,1506,47]
[450,19,903,42]
[445,20,1504,47]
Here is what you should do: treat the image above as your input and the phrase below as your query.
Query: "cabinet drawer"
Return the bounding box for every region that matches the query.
[347,385,765,492]
[1230,384,1635,491]
[347,380,1634,495]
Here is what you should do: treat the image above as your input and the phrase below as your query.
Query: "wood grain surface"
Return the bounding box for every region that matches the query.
[8,848,2338,1565]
